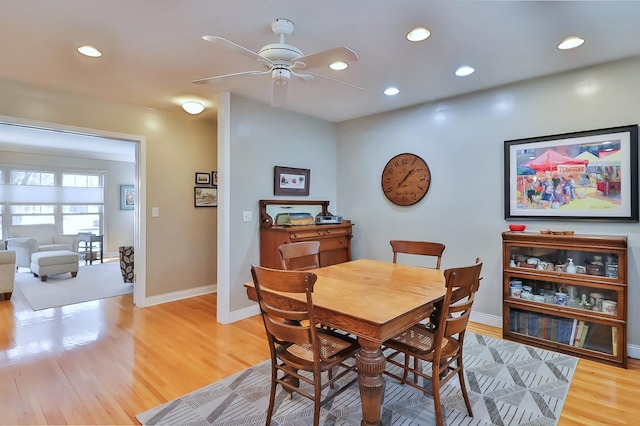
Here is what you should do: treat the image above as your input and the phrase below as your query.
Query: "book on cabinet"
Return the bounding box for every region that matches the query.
[502,231,627,368]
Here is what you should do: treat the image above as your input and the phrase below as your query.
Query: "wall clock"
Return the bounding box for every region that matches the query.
[381,152,431,206]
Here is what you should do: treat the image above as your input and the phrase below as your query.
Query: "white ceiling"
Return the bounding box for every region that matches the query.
[1,1,640,155]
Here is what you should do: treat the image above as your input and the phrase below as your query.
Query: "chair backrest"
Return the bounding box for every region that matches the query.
[279,241,321,271]
[390,240,446,269]
[251,264,321,356]
[433,258,483,353]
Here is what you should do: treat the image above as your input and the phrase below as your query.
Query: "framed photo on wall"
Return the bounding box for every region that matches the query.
[195,172,210,185]
[274,166,310,196]
[504,125,638,221]
[120,185,135,210]
[194,187,217,207]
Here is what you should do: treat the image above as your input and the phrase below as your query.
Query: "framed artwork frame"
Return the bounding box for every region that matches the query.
[274,166,310,196]
[194,187,217,207]
[504,124,638,222]
[212,171,218,186]
[120,185,135,210]
[195,172,211,185]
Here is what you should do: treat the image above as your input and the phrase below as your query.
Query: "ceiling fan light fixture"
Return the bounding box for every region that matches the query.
[406,27,431,42]
[329,61,348,71]
[455,65,475,77]
[384,87,400,96]
[558,36,585,50]
[182,101,205,115]
[77,45,102,58]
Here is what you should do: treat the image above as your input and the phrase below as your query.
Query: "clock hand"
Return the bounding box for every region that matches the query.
[397,169,414,186]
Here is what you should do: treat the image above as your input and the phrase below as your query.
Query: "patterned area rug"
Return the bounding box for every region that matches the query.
[136,333,578,425]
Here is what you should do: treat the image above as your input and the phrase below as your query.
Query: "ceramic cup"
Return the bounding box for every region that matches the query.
[533,294,545,303]
[602,300,617,315]
[555,292,568,306]
[509,281,523,298]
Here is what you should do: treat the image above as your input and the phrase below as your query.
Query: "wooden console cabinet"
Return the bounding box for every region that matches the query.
[502,231,627,367]
[259,199,353,269]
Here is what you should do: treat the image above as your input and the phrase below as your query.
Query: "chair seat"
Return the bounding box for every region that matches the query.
[281,330,359,365]
[387,325,459,360]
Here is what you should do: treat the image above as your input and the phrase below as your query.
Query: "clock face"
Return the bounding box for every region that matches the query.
[381,153,431,206]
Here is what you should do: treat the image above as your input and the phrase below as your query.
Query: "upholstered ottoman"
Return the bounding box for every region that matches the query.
[30,250,79,282]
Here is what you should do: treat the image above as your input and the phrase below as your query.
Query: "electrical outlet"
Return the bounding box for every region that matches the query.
[242,211,252,222]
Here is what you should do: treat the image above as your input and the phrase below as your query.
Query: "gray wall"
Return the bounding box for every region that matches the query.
[335,56,640,354]
[226,95,338,312]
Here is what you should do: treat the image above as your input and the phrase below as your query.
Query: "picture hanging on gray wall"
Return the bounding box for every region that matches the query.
[504,124,638,222]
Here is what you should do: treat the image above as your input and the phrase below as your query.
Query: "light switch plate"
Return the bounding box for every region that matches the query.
[242,211,252,222]
[152,207,159,217]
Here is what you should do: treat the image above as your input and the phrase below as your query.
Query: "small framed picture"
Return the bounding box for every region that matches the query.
[212,171,218,186]
[195,172,210,185]
[120,185,135,210]
[195,187,217,207]
[274,166,310,196]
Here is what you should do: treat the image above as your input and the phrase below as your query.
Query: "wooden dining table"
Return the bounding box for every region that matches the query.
[245,258,447,426]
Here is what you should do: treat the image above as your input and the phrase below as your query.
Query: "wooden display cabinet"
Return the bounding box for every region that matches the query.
[259,200,353,270]
[502,231,627,367]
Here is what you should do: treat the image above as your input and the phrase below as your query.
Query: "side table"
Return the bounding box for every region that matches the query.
[78,233,104,265]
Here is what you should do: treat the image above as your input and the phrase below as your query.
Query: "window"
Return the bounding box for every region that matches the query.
[0,167,104,236]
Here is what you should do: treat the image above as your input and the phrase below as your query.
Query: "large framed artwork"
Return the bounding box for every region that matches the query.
[504,125,638,221]
[274,166,310,196]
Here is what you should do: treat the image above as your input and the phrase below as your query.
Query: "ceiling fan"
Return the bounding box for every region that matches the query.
[193,18,363,107]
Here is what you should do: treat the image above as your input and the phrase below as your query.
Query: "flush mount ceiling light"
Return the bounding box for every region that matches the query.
[406,27,431,42]
[182,101,205,114]
[77,45,102,58]
[329,61,348,71]
[384,87,400,96]
[455,65,475,77]
[558,36,585,50]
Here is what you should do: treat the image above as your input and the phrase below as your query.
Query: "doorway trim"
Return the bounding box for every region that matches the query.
[0,115,147,306]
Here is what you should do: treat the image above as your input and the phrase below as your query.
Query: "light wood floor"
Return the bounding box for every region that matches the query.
[1,288,638,425]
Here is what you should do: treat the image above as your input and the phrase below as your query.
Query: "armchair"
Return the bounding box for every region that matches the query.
[0,241,16,300]
[6,224,81,269]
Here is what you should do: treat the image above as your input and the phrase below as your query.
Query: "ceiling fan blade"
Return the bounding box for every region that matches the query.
[271,78,288,108]
[308,71,365,91]
[294,46,359,70]
[290,70,314,81]
[192,70,270,84]
[202,35,272,66]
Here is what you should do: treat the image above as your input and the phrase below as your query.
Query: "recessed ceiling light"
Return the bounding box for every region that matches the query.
[384,87,400,96]
[558,36,585,50]
[406,27,431,42]
[77,45,102,58]
[329,61,348,71]
[455,66,475,77]
[182,101,205,115]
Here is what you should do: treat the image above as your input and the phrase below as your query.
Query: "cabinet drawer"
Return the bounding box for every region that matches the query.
[320,237,349,251]
[290,229,325,241]
[322,227,351,237]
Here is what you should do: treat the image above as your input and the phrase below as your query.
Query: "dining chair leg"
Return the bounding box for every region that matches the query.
[432,361,445,426]
[457,359,473,416]
[266,368,277,426]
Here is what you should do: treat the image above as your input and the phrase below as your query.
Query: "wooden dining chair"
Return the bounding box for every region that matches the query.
[279,241,321,271]
[390,240,446,269]
[250,264,360,426]
[383,258,483,426]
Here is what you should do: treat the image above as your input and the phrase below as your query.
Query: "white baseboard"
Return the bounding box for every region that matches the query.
[144,284,217,307]
[229,304,260,323]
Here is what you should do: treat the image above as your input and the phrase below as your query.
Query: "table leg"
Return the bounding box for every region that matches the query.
[355,339,386,426]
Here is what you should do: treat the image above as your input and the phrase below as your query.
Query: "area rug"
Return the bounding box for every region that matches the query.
[15,261,133,310]
[136,332,578,425]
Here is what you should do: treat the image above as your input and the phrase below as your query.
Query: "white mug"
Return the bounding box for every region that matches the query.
[602,300,617,315]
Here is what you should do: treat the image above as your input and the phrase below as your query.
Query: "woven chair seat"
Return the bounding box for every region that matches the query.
[286,332,353,362]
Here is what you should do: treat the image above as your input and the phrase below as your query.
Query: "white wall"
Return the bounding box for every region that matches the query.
[226,95,338,312]
[336,56,640,350]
